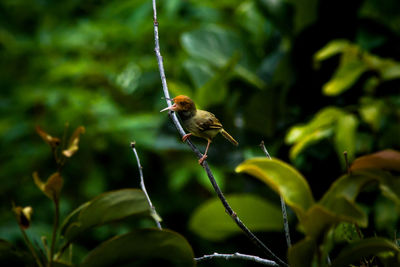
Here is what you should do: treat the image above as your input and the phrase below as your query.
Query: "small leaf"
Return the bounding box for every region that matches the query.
[189,194,282,241]
[62,189,151,242]
[81,229,195,267]
[334,113,358,168]
[12,205,33,229]
[331,237,400,267]
[33,172,63,202]
[36,126,61,148]
[323,60,368,96]
[236,158,314,221]
[62,126,85,157]
[351,149,400,172]
[314,40,350,62]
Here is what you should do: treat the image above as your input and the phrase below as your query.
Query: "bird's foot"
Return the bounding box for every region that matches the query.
[198,154,208,165]
[182,133,192,142]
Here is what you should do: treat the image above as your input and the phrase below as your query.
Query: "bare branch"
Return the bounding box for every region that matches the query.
[151,1,287,266]
[195,252,279,266]
[260,141,291,248]
[130,142,162,230]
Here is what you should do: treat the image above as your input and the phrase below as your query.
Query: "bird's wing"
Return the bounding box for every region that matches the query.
[196,110,223,132]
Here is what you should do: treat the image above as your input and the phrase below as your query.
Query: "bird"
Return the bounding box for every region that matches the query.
[161,95,238,164]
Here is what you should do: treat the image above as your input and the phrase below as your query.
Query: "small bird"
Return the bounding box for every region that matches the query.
[161,95,238,164]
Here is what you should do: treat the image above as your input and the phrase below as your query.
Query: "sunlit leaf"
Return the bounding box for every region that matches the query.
[323,60,368,96]
[331,238,400,267]
[285,107,344,144]
[189,194,282,241]
[334,113,358,168]
[63,189,151,242]
[290,127,333,160]
[314,40,350,62]
[36,126,61,148]
[351,149,400,172]
[33,172,64,202]
[62,126,85,157]
[236,158,314,221]
[81,229,195,267]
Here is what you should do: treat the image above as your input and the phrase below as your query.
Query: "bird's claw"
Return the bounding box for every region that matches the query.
[198,155,208,165]
[182,133,192,142]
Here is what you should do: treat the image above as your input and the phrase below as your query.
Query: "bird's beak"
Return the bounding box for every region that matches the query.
[160,103,177,112]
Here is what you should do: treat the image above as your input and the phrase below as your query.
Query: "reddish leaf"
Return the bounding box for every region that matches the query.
[351,149,400,172]
[33,172,64,202]
[62,126,85,158]
[36,126,61,148]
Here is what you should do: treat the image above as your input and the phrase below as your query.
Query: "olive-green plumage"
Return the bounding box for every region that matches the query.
[161,95,238,164]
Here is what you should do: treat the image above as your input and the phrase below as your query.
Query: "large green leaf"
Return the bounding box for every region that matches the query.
[181,25,265,89]
[81,229,195,267]
[62,189,151,242]
[235,158,314,221]
[189,194,283,241]
[331,237,400,267]
[286,0,318,34]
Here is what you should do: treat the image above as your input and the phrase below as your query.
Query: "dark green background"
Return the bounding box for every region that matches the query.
[1,0,399,265]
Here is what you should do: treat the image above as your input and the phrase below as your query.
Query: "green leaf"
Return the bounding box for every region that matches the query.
[314,40,350,62]
[323,60,368,96]
[195,53,240,108]
[189,194,282,241]
[62,189,151,242]
[288,237,316,267]
[351,149,400,172]
[286,0,318,34]
[285,107,344,144]
[334,113,358,168]
[235,158,314,221]
[81,229,195,267]
[181,25,265,89]
[331,238,400,267]
[289,127,333,160]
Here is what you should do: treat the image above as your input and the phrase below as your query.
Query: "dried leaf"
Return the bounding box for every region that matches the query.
[351,149,400,172]
[12,205,33,229]
[36,126,61,148]
[33,172,64,202]
[62,126,85,157]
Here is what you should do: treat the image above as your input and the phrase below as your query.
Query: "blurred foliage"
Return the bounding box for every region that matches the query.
[1,0,400,266]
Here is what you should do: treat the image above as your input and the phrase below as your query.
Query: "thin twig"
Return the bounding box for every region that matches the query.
[49,198,60,267]
[130,142,162,229]
[151,1,286,266]
[20,229,44,267]
[260,141,291,248]
[195,252,279,266]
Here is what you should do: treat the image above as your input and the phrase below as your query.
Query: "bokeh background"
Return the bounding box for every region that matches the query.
[1,0,399,265]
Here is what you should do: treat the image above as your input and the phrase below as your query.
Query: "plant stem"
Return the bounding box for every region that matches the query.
[130,142,162,229]
[260,141,291,248]
[195,252,279,266]
[20,228,44,267]
[49,199,60,267]
[151,1,287,265]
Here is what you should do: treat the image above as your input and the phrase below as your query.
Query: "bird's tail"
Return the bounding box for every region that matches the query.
[221,129,239,146]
